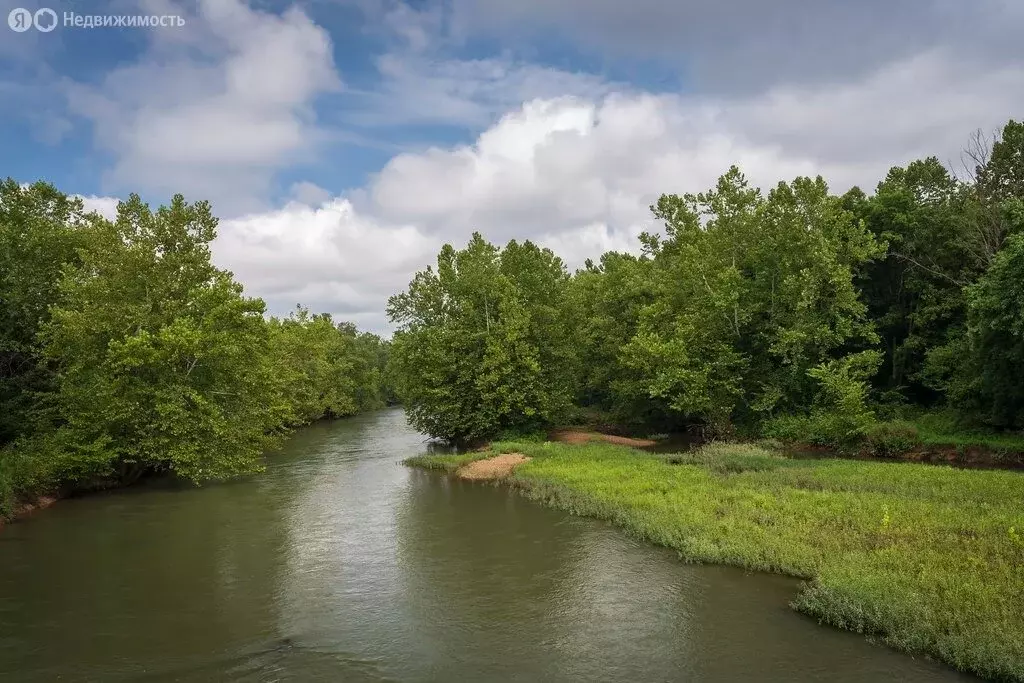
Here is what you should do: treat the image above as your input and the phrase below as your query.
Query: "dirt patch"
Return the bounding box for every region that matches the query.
[18,495,58,514]
[0,494,59,532]
[550,428,657,448]
[456,453,531,480]
[789,443,1024,471]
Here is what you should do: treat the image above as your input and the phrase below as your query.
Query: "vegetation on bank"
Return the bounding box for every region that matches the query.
[0,181,394,519]
[393,119,1024,680]
[407,442,1024,681]
[388,120,1024,454]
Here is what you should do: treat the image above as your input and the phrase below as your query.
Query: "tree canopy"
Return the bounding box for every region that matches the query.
[0,186,392,516]
[387,233,575,443]
[388,119,1024,443]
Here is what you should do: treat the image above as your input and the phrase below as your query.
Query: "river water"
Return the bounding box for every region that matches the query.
[0,408,973,682]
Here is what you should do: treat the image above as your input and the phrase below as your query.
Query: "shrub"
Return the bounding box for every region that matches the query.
[762,411,874,449]
[493,427,548,443]
[666,442,799,474]
[864,421,921,457]
[0,443,50,519]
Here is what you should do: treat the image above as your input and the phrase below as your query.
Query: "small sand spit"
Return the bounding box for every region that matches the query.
[456,453,531,480]
[550,429,656,448]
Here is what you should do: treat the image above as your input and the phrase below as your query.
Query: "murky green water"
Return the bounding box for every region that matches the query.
[0,408,974,681]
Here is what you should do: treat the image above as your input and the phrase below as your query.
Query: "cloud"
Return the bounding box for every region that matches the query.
[268,48,1020,333]
[25,1,1024,337]
[343,50,623,130]
[448,0,1024,94]
[77,194,121,220]
[63,0,342,216]
[213,198,440,332]
[288,181,332,206]
[361,49,1024,245]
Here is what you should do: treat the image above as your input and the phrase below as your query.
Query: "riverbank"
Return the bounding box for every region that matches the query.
[406,440,1024,682]
[0,493,59,531]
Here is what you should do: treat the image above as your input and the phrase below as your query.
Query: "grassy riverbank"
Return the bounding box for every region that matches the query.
[407,441,1024,681]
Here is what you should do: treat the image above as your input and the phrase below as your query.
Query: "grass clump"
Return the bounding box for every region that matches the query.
[762,411,872,450]
[912,410,1024,453]
[402,451,491,473]
[663,441,803,474]
[864,421,922,457]
[409,440,1024,681]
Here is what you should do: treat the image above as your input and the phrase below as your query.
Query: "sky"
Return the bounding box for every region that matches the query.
[2,0,1023,333]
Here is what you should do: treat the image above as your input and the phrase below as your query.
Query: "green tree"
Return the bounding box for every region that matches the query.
[39,194,285,484]
[565,252,664,428]
[625,168,883,433]
[269,307,358,425]
[847,158,976,401]
[937,204,1024,427]
[388,233,574,443]
[0,180,91,445]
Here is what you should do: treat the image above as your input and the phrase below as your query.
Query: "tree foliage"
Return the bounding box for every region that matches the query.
[388,120,1024,442]
[0,180,90,444]
[5,117,1024,515]
[388,233,574,443]
[0,186,391,516]
[268,307,393,426]
[623,169,882,433]
[38,195,284,483]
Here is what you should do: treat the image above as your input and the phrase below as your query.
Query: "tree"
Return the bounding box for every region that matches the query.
[268,308,392,425]
[39,194,285,484]
[936,203,1024,427]
[963,120,1024,265]
[565,252,664,428]
[848,158,975,400]
[387,233,574,443]
[0,180,91,445]
[624,167,883,433]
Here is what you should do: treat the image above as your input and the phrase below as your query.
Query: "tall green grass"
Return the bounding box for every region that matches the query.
[409,441,1024,681]
[911,410,1024,453]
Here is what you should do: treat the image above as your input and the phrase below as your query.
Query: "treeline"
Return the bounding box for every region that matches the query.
[388,119,1024,446]
[0,183,393,516]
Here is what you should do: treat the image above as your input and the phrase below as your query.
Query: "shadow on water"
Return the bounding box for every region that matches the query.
[0,408,978,682]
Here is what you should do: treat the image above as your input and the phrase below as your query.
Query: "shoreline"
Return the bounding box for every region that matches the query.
[406,440,1024,682]
[0,493,60,531]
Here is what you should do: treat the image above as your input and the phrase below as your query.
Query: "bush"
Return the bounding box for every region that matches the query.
[666,442,799,474]
[762,411,874,449]
[762,414,816,443]
[0,443,51,519]
[493,427,548,443]
[763,351,882,449]
[864,421,922,457]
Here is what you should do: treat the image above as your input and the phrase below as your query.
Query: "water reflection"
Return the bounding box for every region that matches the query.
[0,409,977,682]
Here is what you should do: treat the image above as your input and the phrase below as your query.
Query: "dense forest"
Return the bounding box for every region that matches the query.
[4,118,1022,518]
[389,119,1024,449]
[0,185,394,517]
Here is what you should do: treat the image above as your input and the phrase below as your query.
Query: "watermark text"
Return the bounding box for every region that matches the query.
[8,7,185,32]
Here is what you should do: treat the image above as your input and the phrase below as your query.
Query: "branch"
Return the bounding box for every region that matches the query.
[891,252,967,287]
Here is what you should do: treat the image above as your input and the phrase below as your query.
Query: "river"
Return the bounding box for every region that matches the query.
[0,408,974,682]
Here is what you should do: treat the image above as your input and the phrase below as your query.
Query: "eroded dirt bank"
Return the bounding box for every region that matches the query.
[549,428,657,448]
[456,453,532,480]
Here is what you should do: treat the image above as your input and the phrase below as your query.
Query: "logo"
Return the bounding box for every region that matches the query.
[7,6,57,31]
[7,7,31,31]
[7,7,184,31]
[34,8,57,31]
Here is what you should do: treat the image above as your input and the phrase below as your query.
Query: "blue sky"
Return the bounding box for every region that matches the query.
[1,0,686,206]
[2,0,1023,331]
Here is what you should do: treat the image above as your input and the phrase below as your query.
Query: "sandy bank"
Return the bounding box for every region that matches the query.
[549,428,656,448]
[456,453,531,480]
